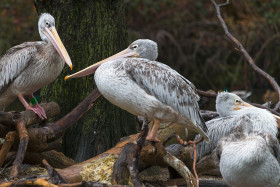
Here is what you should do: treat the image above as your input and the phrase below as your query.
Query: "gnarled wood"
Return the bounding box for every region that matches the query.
[0,131,16,167]
[0,102,60,128]
[11,118,29,178]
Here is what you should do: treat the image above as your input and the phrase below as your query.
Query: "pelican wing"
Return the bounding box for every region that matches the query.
[267,133,280,162]
[195,115,251,160]
[0,42,39,94]
[123,58,208,135]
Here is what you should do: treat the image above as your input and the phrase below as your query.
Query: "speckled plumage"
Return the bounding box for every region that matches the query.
[66,39,209,141]
[216,122,280,187]
[195,92,278,160]
[0,13,66,110]
[95,56,209,141]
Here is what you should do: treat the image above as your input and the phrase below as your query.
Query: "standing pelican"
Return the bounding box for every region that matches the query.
[216,121,280,187]
[196,92,278,160]
[0,13,72,119]
[65,39,209,142]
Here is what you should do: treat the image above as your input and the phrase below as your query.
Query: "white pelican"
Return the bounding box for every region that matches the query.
[196,92,278,160]
[0,13,72,119]
[216,121,280,187]
[65,39,209,142]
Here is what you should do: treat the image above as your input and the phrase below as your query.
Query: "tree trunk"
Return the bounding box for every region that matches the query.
[33,0,137,162]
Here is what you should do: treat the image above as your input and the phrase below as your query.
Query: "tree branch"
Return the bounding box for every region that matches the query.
[211,0,280,111]
[11,118,29,178]
[0,131,16,167]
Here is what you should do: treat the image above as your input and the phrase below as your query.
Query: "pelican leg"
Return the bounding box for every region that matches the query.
[28,94,47,119]
[146,119,160,142]
[18,94,45,120]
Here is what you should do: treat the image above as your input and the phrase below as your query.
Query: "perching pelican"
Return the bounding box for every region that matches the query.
[65,39,209,142]
[216,120,280,187]
[196,92,278,160]
[0,13,72,119]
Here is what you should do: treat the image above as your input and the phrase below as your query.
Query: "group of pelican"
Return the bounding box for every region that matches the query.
[1,13,280,186]
[195,92,280,186]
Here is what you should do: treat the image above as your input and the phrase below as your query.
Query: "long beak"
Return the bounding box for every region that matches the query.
[234,101,253,110]
[43,26,73,70]
[64,48,138,80]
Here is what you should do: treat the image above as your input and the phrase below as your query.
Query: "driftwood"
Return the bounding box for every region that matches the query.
[5,150,76,169]
[0,89,102,178]
[1,179,129,187]
[0,131,16,167]
[0,102,60,130]
[127,115,149,186]
[43,159,67,184]
[113,115,149,186]
[11,118,29,177]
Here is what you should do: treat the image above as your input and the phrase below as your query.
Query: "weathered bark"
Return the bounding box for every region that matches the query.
[24,150,76,169]
[113,116,150,186]
[11,118,29,177]
[0,131,16,167]
[33,0,137,162]
[43,159,67,184]
[58,134,140,183]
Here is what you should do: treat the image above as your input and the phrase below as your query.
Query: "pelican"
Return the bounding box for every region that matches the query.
[196,92,278,160]
[0,13,72,119]
[216,121,280,187]
[65,39,209,142]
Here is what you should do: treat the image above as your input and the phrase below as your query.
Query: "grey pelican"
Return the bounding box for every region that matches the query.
[196,92,278,160]
[0,13,72,119]
[65,39,209,142]
[216,121,280,187]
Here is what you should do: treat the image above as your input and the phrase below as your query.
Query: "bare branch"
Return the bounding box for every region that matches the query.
[11,118,29,178]
[197,89,217,98]
[163,152,196,187]
[129,115,149,186]
[211,0,280,111]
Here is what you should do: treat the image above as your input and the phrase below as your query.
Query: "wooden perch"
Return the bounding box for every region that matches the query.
[1,89,102,154]
[162,152,196,187]
[200,110,219,122]
[0,89,102,178]
[211,0,280,111]
[0,131,16,167]
[11,118,29,178]
[113,115,150,186]
[197,89,217,98]
[0,124,9,138]
[0,102,60,129]
[128,115,149,186]
[43,159,67,184]
[58,133,140,183]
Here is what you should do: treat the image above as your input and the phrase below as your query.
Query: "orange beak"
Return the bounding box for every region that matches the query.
[233,101,253,111]
[43,26,73,70]
[64,48,139,80]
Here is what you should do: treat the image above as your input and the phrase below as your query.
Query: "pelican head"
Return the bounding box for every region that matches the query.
[38,13,72,69]
[64,39,158,79]
[216,92,253,117]
[128,39,158,61]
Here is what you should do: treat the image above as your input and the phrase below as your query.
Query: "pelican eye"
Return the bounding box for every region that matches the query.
[235,99,241,104]
[131,44,138,50]
[45,21,51,28]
